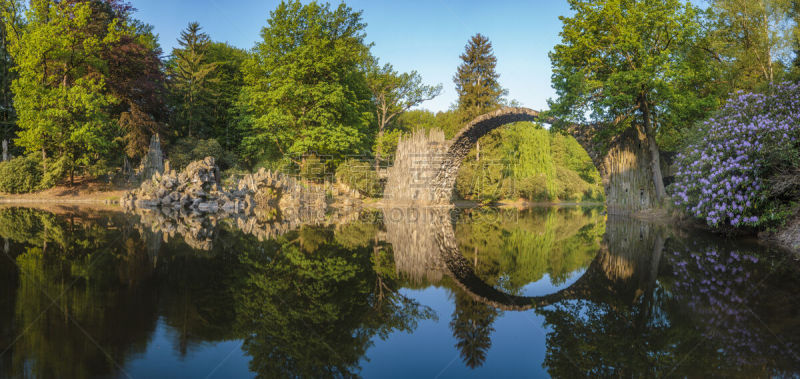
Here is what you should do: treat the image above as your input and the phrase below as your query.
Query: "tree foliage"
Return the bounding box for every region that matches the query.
[549,0,720,201]
[107,22,167,159]
[0,0,17,156]
[366,61,441,165]
[166,22,218,139]
[706,0,797,90]
[454,33,506,122]
[205,41,248,151]
[1,0,166,186]
[239,0,375,163]
[455,123,603,202]
[5,0,128,183]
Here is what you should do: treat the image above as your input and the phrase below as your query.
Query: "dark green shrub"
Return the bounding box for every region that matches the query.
[0,155,43,193]
[335,159,382,197]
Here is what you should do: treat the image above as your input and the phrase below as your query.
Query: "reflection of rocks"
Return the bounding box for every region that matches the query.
[129,204,365,250]
[129,207,220,250]
[122,157,365,249]
[233,207,362,243]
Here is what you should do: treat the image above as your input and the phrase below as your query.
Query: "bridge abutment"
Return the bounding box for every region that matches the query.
[600,125,659,215]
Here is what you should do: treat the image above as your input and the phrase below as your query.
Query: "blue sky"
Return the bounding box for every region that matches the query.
[132,0,573,112]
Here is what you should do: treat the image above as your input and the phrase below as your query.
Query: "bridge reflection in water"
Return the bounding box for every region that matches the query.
[382,206,664,311]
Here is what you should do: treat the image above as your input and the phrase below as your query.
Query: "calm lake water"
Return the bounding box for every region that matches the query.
[0,205,798,378]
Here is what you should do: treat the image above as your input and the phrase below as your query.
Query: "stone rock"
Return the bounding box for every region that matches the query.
[121,156,364,244]
[197,202,218,213]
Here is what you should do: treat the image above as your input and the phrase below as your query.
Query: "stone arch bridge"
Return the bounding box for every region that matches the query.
[384,107,662,215]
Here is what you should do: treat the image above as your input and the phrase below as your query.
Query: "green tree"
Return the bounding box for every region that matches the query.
[205,42,248,151]
[4,0,127,184]
[0,0,18,160]
[790,0,800,73]
[453,124,603,202]
[366,61,441,168]
[549,0,714,201]
[166,22,218,138]
[706,0,797,90]
[454,33,506,122]
[239,0,374,164]
[454,33,506,162]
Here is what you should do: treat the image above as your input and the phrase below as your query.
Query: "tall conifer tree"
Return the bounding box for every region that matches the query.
[453,34,505,122]
[453,34,505,161]
[167,22,218,138]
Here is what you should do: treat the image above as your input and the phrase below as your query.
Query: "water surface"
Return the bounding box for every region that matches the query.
[0,206,798,378]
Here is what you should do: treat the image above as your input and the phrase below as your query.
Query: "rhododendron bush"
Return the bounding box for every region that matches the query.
[671,82,800,228]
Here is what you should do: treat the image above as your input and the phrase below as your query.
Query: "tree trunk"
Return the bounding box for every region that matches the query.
[476,140,480,162]
[41,148,46,172]
[640,97,666,201]
[374,123,384,172]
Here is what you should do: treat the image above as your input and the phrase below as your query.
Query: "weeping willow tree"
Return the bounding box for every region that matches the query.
[455,122,603,202]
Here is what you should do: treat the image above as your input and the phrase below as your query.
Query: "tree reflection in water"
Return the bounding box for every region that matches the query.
[0,206,797,377]
[0,207,437,378]
[538,220,800,377]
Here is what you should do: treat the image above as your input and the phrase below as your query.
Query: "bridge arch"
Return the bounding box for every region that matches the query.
[423,107,660,215]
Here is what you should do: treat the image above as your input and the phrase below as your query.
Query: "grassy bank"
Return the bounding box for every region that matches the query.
[0,181,126,205]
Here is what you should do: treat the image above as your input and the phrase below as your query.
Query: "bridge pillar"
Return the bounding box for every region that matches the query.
[600,126,659,215]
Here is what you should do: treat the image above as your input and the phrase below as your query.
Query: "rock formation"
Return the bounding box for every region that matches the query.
[121,157,239,213]
[121,156,365,249]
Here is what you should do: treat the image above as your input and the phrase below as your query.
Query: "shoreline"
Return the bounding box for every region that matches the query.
[0,197,120,204]
[0,187,126,209]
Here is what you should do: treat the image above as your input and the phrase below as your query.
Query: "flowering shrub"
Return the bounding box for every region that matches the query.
[671,82,800,228]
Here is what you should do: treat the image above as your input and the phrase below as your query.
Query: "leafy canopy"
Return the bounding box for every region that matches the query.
[239,0,375,162]
[5,0,127,179]
[549,0,719,150]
